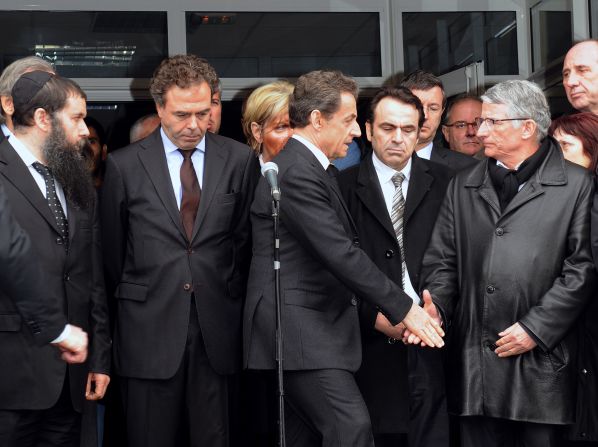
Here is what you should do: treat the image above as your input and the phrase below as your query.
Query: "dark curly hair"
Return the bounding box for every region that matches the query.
[149,54,219,106]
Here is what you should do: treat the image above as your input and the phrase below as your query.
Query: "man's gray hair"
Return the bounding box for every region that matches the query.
[481,80,551,142]
[0,56,55,123]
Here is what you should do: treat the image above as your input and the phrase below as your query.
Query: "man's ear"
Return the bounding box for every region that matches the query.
[309,109,323,130]
[441,125,450,142]
[365,121,373,143]
[1,96,14,117]
[33,108,51,132]
[520,120,538,141]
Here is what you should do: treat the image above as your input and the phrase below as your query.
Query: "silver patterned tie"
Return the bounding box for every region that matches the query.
[391,172,406,287]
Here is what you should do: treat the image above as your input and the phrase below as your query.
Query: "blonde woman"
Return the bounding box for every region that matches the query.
[242,80,294,164]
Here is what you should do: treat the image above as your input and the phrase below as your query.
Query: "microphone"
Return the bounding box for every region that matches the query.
[261,162,281,201]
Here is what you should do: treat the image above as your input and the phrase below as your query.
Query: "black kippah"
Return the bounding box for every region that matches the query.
[11,70,53,109]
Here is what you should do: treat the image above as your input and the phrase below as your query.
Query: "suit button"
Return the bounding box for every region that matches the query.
[582,368,588,374]
[56,237,63,245]
[352,237,360,247]
[64,274,70,282]
[495,227,504,236]
[385,249,394,258]
[351,297,357,306]
[486,285,495,294]
[187,248,194,254]
[183,283,192,292]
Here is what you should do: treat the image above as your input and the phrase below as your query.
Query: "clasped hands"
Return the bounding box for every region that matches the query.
[376,289,445,348]
[395,290,536,356]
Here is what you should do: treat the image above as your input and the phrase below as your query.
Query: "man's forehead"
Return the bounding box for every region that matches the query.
[374,97,418,121]
[566,41,598,63]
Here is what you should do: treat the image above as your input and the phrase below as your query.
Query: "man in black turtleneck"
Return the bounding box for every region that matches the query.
[412,80,596,447]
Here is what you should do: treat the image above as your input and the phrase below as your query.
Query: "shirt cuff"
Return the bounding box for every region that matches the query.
[51,324,71,344]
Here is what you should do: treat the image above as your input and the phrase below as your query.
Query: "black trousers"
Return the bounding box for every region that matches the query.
[120,298,235,447]
[0,374,81,447]
[283,369,374,447]
[460,416,561,447]
[407,346,449,447]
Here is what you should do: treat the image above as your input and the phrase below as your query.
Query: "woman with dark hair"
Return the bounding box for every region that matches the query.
[549,112,598,173]
[550,113,598,443]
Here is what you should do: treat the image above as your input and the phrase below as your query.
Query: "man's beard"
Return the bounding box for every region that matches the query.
[42,117,95,210]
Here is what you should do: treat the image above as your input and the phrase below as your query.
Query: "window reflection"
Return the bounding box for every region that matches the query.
[0,11,167,78]
[402,11,518,76]
[186,12,382,78]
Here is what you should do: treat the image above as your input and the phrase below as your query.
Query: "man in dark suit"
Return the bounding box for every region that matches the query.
[0,56,55,142]
[101,55,256,447]
[0,179,89,361]
[244,70,445,447]
[398,70,477,171]
[338,87,452,447]
[0,71,111,446]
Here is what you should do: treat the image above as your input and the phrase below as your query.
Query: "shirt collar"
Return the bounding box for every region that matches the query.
[292,134,330,170]
[496,159,524,170]
[160,127,206,155]
[8,134,42,167]
[417,142,434,160]
[1,123,13,139]
[372,151,412,183]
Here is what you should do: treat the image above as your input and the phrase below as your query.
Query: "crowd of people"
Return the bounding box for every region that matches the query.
[1,38,598,447]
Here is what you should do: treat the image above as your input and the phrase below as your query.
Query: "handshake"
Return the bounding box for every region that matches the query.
[51,325,89,364]
[375,290,445,347]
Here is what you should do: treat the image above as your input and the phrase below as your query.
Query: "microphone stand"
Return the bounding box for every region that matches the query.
[271,193,286,447]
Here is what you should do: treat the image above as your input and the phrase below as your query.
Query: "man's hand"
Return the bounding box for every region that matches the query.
[401,299,445,348]
[53,325,88,364]
[494,322,537,357]
[86,373,111,401]
[374,312,406,340]
[402,290,444,347]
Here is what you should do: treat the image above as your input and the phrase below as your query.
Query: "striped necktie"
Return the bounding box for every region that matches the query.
[391,172,406,287]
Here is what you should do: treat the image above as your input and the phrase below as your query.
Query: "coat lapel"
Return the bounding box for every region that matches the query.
[0,139,61,235]
[191,132,227,242]
[465,158,502,217]
[404,155,433,224]
[137,130,187,241]
[356,156,396,240]
[291,139,358,236]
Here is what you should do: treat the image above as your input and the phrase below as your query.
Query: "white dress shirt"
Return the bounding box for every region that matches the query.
[415,142,433,160]
[292,134,330,170]
[161,128,206,210]
[371,153,420,304]
[1,123,14,139]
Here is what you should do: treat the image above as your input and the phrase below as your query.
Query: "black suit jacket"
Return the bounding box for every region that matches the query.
[0,179,66,344]
[243,138,413,372]
[337,153,453,433]
[0,139,111,411]
[429,143,478,171]
[101,129,256,378]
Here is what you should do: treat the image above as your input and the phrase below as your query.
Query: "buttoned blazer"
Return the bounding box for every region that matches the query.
[337,153,453,433]
[101,128,257,378]
[243,138,413,372]
[0,139,111,411]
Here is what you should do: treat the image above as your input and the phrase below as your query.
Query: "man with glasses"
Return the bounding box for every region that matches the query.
[398,70,477,171]
[441,94,484,158]
[414,80,595,447]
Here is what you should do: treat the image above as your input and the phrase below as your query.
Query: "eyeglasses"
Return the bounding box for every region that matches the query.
[474,117,531,129]
[444,121,478,130]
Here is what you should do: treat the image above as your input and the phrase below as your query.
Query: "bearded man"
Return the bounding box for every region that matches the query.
[0,71,111,447]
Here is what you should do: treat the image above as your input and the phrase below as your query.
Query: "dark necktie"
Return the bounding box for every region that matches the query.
[178,149,201,241]
[326,164,340,178]
[32,162,69,248]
